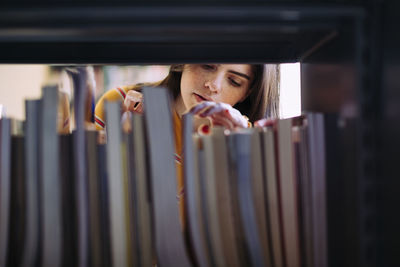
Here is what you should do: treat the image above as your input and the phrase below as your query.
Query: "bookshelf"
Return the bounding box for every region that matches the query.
[0,0,395,266]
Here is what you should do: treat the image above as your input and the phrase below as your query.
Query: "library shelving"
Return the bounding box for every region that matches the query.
[0,0,397,267]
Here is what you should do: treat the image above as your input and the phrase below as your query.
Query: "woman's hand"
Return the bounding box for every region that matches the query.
[189,101,249,130]
[123,90,143,114]
[121,90,143,133]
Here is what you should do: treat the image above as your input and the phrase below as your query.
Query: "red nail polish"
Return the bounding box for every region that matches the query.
[201,124,210,134]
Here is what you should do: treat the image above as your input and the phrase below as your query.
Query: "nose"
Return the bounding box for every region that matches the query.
[204,74,223,94]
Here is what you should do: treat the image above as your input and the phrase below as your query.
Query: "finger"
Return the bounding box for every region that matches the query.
[254,118,276,128]
[124,99,133,112]
[134,102,144,114]
[189,101,215,114]
[121,111,133,133]
[216,109,248,128]
[124,97,138,112]
[124,91,143,111]
[198,105,217,118]
[199,104,226,117]
[210,114,235,130]
[201,105,248,128]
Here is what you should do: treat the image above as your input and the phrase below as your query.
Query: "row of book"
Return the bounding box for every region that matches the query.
[0,83,329,267]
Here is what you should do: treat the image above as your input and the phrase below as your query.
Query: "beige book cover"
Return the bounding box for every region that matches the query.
[202,127,241,267]
[262,127,284,267]
[277,118,302,267]
[182,113,211,267]
[131,113,153,267]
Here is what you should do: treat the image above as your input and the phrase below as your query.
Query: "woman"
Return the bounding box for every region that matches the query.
[94,63,280,227]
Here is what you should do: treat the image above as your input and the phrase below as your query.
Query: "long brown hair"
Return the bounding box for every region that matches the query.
[134,64,280,122]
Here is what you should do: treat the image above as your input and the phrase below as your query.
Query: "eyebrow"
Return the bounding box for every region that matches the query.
[228,70,251,80]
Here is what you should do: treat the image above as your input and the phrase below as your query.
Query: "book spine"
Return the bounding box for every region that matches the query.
[86,130,102,267]
[21,100,40,267]
[105,101,128,267]
[307,113,327,267]
[40,86,62,267]
[132,114,153,267]
[262,128,284,267]
[143,87,192,267]
[183,114,210,267]
[8,134,26,267]
[71,68,89,267]
[0,118,11,267]
[233,132,264,267]
[251,130,273,267]
[277,118,301,267]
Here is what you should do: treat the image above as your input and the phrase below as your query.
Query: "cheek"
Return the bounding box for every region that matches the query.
[221,88,249,106]
[180,73,191,97]
[181,72,205,95]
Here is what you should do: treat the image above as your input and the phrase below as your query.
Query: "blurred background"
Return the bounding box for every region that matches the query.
[0,63,300,120]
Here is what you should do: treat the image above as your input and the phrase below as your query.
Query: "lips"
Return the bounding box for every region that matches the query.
[194,93,210,102]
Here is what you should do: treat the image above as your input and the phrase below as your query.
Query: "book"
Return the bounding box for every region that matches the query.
[261,126,284,267]
[22,100,41,267]
[251,128,273,267]
[306,113,327,267]
[143,86,192,267]
[277,118,302,267]
[226,133,251,267]
[124,129,139,267]
[230,129,267,267]
[0,117,11,267]
[294,124,314,267]
[105,100,129,267]
[120,130,134,267]
[197,138,216,266]
[59,133,77,267]
[97,142,111,267]
[86,130,102,267]
[201,130,227,267]
[131,113,153,267]
[7,133,26,267]
[202,127,242,267]
[70,68,89,267]
[40,85,62,267]
[182,114,211,267]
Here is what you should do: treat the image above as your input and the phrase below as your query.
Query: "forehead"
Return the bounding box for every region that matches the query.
[220,64,252,75]
[184,64,252,75]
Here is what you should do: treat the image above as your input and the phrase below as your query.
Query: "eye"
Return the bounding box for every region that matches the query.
[201,64,216,70]
[229,77,242,87]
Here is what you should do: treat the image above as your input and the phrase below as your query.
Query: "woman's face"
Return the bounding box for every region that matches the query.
[179,64,253,110]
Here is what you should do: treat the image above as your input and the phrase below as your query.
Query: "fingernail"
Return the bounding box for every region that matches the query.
[201,124,210,134]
